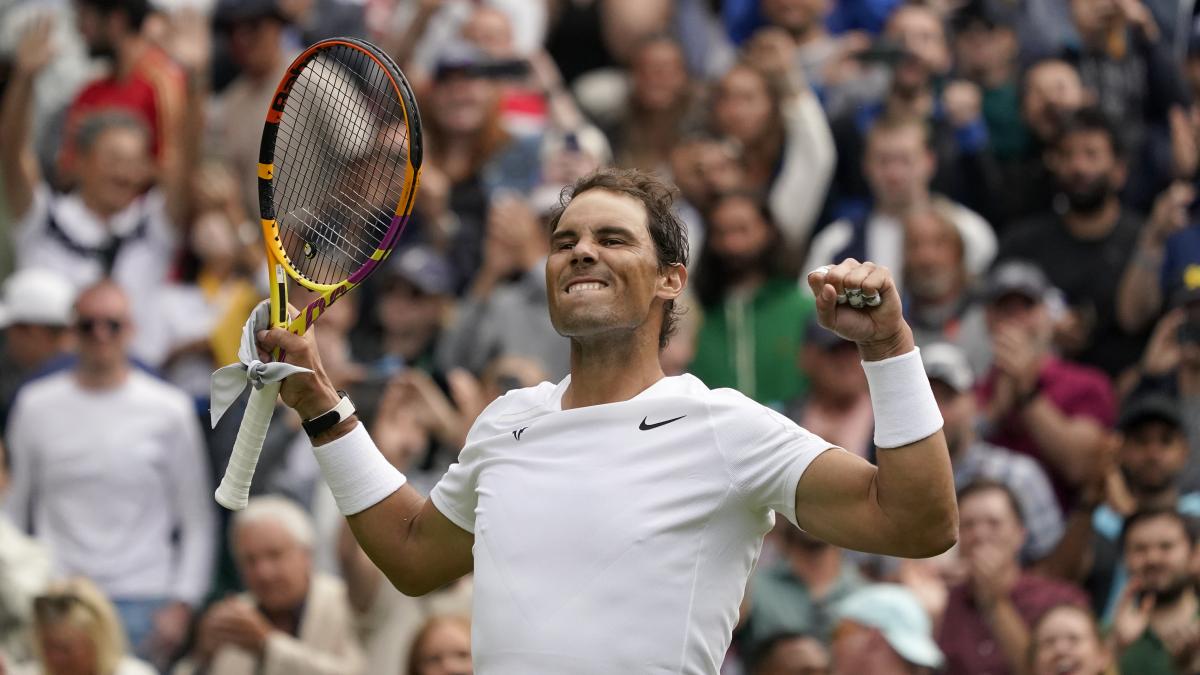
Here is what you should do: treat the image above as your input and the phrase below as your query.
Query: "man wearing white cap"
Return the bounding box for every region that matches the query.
[0,268,76,434]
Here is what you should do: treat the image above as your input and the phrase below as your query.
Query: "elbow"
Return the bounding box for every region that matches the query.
[387,573,435,598]
[907,502,960,558]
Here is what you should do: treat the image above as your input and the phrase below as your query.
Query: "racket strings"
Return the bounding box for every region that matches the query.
[272,44,414,285]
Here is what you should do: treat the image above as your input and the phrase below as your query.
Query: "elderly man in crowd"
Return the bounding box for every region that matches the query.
[176,496,364,675]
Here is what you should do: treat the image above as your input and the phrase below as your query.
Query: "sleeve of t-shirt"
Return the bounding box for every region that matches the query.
[428,395,513,534]
[708,390,834,527]
[1060,368,1117,428]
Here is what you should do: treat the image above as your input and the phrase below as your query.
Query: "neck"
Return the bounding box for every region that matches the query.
[383,332,431,363]
[877,194,929,219]
[114,36,147,80]
[790,23,827,47]
[80,192,124,221]
[562,330,665,409]
[1153,586,1198,624]
[886,88,933,119]
[980,61,1014,90]
[75,361,130,390]
[788,547,843,596]
[1063,199,1120,239]
[1135,486,1180,510]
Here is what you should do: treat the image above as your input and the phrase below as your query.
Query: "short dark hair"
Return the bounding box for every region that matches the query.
[1053,106,1124,159]
[751,632,823,674]
[957,478,1025,526]
[1120,508,1198,552]
[75,0,152,30]
[546,168,690,350]
[74,110,151,156]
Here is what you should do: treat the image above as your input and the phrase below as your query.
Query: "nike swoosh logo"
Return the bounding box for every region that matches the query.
[639,415,686,430]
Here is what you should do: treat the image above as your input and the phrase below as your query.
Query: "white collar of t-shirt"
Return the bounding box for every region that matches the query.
[49,191,149,248]
[545,374,698,412]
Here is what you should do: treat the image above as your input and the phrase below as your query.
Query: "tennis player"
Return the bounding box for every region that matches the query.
[257,169,957,673]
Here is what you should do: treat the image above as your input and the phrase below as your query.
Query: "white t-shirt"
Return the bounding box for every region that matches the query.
[2,370,215,606]
[13,185,179,365]
[430,374,832,674]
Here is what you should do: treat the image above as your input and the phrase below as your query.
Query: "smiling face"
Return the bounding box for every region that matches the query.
[1030,605,1110,675]
[546,189,683,345]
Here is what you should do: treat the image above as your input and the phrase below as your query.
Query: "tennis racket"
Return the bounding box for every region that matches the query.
[214,37,422,510]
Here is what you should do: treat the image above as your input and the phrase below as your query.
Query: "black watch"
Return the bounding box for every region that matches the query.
[302,391,355,438]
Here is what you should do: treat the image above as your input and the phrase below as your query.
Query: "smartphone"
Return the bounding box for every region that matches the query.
[1179,302,1200,344]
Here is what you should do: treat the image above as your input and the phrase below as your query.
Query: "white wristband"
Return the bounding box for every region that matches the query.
[312,422,407,515]
[862,347,944,449]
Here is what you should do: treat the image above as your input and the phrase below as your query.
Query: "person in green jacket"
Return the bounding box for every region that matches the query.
[689,191,814,409]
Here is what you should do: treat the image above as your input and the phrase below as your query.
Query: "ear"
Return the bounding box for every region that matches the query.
[657,262,687,302]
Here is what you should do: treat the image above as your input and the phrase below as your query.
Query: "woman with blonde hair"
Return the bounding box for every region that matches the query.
[17,578,154,675]
[406,615,472,675]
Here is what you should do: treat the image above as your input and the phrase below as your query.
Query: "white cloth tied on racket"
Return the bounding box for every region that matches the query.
[209,300,311,428]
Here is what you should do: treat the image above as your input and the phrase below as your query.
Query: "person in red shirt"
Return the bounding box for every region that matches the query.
[976,260,1117,510]
[59,0,186,182]
[937,480,1089,675]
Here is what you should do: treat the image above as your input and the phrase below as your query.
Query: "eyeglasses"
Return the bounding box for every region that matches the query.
[74,317,125,336]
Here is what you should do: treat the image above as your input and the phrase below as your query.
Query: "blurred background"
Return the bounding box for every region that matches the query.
[3,0,1200,673]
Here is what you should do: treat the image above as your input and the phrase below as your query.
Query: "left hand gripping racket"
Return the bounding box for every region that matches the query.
[215,37,422,510]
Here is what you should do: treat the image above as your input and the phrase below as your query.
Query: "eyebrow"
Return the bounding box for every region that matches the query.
[552,224,639,242]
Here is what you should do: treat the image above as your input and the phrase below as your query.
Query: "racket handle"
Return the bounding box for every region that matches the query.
[215,382,281,510]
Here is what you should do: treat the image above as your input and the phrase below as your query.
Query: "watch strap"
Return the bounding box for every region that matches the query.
[302,391,355,438]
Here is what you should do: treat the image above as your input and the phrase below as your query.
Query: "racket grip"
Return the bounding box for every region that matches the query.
[215,382,281,510]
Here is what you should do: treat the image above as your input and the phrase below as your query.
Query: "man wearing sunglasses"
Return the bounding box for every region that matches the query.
[2,280,215,669]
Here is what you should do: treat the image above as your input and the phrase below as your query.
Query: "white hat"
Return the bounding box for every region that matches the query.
[0,268,76,328]
[836,584,944,669]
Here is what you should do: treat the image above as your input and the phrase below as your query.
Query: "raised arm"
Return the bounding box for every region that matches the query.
[257,327,474,596]
[0,17,54,222]
[160,9,210,231]
[796,260,958,558]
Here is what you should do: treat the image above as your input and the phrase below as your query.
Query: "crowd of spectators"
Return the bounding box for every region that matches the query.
[3,0,1200,673]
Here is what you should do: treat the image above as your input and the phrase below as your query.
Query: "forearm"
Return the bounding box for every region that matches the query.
[1034,505,1096,582]
[1116,239,1165,332]
[768,92,836,251]
[165,69,206,228]
[985,596,1032,674]
[0,71,38,219]
[1021,399,1105,485]
[345,485,447,596]
[865,332,958,555]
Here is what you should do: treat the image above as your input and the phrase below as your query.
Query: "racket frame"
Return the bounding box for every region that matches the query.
[216,37,422,510]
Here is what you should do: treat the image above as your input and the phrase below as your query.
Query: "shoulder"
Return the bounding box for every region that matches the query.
[127,371,194,413]
[11,370,75,411]
[465,379,563,443]
[114,656,159,675]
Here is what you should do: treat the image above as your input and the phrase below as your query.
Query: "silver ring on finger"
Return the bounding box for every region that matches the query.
[845,288,864,308]
[862,292,882,307]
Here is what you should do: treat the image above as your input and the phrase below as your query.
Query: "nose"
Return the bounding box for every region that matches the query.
[571,237,598,265]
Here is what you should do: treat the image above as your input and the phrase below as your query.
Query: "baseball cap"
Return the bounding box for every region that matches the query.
[922,342,974,392]
[0,268,76,329]
[383,246,455,297]
[835,584,944,669]
[1117,392,1182,431]
[983,260,1051,304]
[805,317,849,350]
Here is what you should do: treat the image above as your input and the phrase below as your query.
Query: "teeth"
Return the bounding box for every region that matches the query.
[568,282,605,293]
